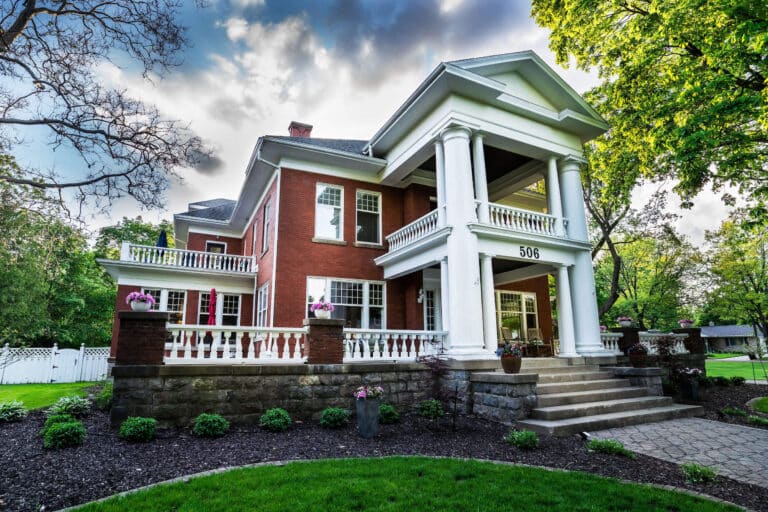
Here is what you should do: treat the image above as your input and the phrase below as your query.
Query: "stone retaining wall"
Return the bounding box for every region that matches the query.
[469,372,538,424]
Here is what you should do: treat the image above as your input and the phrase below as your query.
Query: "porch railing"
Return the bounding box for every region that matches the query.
[343,329,447,361]
[600,332,624,354]
[165,325,307,363]
[600,332,690,355]
[386,210,439,252]
[486,203,559,237]
[122,243,256,273]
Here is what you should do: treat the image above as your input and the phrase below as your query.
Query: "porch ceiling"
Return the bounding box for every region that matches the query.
[415,145,535,183]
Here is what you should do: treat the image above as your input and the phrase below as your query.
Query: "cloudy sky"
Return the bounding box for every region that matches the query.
[14,0,731,242]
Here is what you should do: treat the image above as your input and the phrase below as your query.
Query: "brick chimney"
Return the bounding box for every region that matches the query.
[288,121,313,137]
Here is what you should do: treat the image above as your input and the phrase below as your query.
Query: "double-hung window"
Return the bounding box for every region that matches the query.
[306,277,384,328]
[256,283,269,327]
[356,190,381,244]
[140,288,186,324]
[262,199,272,253]
[315,184,343,241]
[199,292,240,326]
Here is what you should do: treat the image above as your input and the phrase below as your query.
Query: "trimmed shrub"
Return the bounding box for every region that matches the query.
[43,420,86,449]
[319,408,350,429]
[721,407,748,417]
[418,399,444,419]
[40,414,76,437]
[379,403,400,424]
[192,413,230,438]
[95,382,113,410]
[730,376,746,386]
[586,438,636,459]
[504,429,539,450]
[259,408,292,432]
[711,376,731,387]
[681,462,717,484]
[47,395,91,417]
[0,401,28,423]
[747,415,768,426]
[119,417,158,442]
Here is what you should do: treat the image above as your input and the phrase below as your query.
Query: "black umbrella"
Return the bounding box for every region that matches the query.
[156,229,168,261]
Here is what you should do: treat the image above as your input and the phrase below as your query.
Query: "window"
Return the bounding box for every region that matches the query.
[262,199,272,253]
[205,241,226,253]
[306,277,384,328]
[315,184,343,240]
[143,288,162,311]
[256,283,269,327]
[424,290,436,331]
[356,190,381,244]
[495,291,538,340]
[199,292,240,326]
[140,288,186,323]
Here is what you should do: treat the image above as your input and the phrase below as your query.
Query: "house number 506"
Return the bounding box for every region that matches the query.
[519,246,540,259]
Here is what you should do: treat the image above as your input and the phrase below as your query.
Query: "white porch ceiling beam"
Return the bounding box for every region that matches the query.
[494,263,555,285]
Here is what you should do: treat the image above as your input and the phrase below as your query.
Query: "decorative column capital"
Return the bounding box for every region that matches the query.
[558,154,587,173]
[440,124,473,143]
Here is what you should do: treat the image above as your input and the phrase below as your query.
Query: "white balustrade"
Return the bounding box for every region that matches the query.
[486,203,560,237]
[386,210,440,252]
[125,244,256,273]
[639,333,689,355]
[600,332,624,354]
[343,329,447,361]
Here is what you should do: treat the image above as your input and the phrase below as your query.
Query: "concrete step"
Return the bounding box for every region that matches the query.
[537,378,631,395]
[520,358,572,369]
[518,404,705,437]
[536,387,651,407]
[537,371,615,384]
[523,365,601,375]
[531,396,674,421]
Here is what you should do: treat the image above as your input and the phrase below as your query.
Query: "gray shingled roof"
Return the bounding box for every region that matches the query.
[700,325,757,338]
[179,202,236,221]
[266,136,368,155]
[188,198,235,209]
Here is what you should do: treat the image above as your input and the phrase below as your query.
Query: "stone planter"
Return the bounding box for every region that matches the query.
[618,320,633,328]
[130,301,151,312]
[679,378,702,402]
[500,355,522,374]
[314,309,332,320]
[355,398,380,438]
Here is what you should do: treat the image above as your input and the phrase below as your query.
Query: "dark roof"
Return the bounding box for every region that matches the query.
[700,325,757,338]
[266,136,368,156]
[188,198,235,209]
[178,202,236,222]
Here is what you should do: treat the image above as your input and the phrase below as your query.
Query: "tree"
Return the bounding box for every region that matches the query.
[532,0,768,211]
[0,0,209,212]
[94,216,174,259]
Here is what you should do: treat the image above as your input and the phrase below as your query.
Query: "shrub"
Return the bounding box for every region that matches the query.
[418,399,444,419]
[504,429,539,450]
[319,408,350,429]
[40,413,76,437]
[0,401,28,423]
[747,415,768,426]
[192,413,230,438]
[259,408,291,432]
[680,463,717,484]
[721,407,748,417]
[95,382,113,410]
[48,395,91,417]
[43,420,86,449]
[379,403,400,424]
[119,417,158,442]
[711,376,730,387]
[730,376,746,386]
[586,438,636,459]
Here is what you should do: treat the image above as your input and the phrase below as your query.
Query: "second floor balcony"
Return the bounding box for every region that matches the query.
[116,242,257,275]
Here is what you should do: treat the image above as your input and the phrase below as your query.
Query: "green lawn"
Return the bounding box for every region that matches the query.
[706,361,768,382]
[753,396,768,414]
[706,352,744,359]
[73,457,738,512]
[0,382,97,410]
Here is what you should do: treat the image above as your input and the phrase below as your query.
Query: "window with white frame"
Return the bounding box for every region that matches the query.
[315,184,343,240]
[262,199,272,253]
[306,277,384,328]
[205,241,226,253]
[356,190,381,244]
[140,288,186,324]
[495,291,538,340]
[199,292,240,326]
[256,282,269,327]
[143,288,161,311]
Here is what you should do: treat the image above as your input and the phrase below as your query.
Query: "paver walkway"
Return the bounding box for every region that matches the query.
[591,418,768,488]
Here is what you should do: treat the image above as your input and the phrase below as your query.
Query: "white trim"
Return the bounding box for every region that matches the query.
[262,198,272,254]
[280,157,381,184]
[256,282,270,327]
[314,182,345,242]
[243,172,279,240]
[355,189,382,245]
[269,169,282,328]
[198,291,241,327]
[187,227,242,238]
[205,240,227,253]
[306,276,387,329]
[140,288,186,323]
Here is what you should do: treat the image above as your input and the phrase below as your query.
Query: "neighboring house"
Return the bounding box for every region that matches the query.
[98,51,612,360]
[701,325,762,353]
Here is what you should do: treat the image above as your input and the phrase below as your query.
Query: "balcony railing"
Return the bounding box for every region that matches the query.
[386,210,440,251]
[343,329,446,361]
[486,203,559,237]
[600,332,690,355]
[122,243,256,274]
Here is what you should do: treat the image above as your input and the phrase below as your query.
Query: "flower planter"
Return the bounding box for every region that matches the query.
[679,378,702,402]
[500,355,522,374]
[130,301,151,312]
[355,398,380,438]
[314,309,331,320]
[618,321,633,328]
[678,322,693,329]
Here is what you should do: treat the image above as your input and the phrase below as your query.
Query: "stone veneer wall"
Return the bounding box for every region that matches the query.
[469,372,538,424]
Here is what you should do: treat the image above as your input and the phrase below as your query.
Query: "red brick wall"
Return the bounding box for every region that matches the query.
[240,293,254,326]
[187,232,243,254]
[248,179,278,324]
[111,285,141,356]
[403,184,433,224]
[496,276,554,341]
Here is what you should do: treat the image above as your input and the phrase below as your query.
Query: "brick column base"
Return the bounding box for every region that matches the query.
[303,318,344,364]
[673,327,704,354]
[115,311,170,365]
[611,327,640,355]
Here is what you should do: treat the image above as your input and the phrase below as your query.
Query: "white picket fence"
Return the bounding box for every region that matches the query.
[0,344,110,384]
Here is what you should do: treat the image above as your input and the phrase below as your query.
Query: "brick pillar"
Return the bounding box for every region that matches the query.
[115,311,170,365]
[611,327,640,355]
[303,318,344,364]
[673,327,704,354]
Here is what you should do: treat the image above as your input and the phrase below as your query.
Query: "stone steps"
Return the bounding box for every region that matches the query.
[536,386,650,407]
[537,370,615,384]
[537,378,631,395]
[531,395,675,420]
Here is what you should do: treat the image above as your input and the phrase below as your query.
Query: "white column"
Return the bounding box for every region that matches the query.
[472,132,490,223]
[556,265,577,358]
[479,253,498,351]
[434,140,447,227]
[546,156,565,236]
[558,155,589,241]
[120,241,131,261]
[439,258,450,334]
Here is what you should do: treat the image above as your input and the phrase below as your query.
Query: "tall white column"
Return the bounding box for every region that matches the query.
[558,155,589,242]
[441,125,487,357]
[546,156,565,236]
[479,253,498,351]
[555,265,577,358]
[472,133,490,223]
[434,140,447,227]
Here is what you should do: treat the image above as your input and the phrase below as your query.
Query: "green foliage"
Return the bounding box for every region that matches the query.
[504,429,539,450]
[40,413,77,437]
[586,438,636,459]
[730,376,746,386]
[259,408,291,432]
[681,463,717,484]
[192,413,230,438]
[119,417,158,442]
[754,397,768,414]
[47,395,91,417]
[747,415,768,426]
[0,401,28,423]
[711,376,731,387]
[378,403,400,424]
[95,382,113,410]
[721,407,748,417]
[706,361,768,382]
[94,216,174,259]
[318,408,350,429]
[43,420,86,449]
[0,382,95,410]
[417,399,444,419]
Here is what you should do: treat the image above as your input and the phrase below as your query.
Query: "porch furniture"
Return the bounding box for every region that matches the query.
[522,329,555,357]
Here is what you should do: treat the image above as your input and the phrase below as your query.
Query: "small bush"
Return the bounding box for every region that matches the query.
[729,376,746,386]
[504,429,539,450]
[586,438,636,459]
[40,413,76,437]
[47,395,91,417]
[681,462,717,484]
[95,382,113,410]
[192,413,230,438]
[259,408,291,432]
[711,376,731,387]
[721,407,748,417]
[119,417,158,442]
[319,408,350,429]
[418,399,444,419]
[379,403,400,424]
[747,415,768,426]
[0,401,28,423]
[43,421,86,449]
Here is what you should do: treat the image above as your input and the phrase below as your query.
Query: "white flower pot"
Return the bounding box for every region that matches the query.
[679,322,693,329]
[314,309,331,319]
[618,320,633,328]
[130,301,151,312]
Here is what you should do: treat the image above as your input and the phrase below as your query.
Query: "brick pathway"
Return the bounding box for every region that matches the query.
[590,418,768,488]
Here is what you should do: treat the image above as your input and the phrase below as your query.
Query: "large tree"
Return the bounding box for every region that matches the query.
[94,215,174,259]
[0,0,209,212]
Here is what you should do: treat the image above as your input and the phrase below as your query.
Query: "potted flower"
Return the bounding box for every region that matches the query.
[674,367,703,401]
[678,319,694,328]
[617,316,633,328]
[626,342,648,367]
[600,325,607,333]
[125,291,156,312]
[495,342,523,374]
[310,299,335,319]
[354,385,384,438]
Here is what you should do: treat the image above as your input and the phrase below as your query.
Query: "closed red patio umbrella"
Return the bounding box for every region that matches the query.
[207,288,217,325]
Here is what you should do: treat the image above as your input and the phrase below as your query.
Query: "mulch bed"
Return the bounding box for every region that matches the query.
[2,386,767,512]
[699,383,768,429]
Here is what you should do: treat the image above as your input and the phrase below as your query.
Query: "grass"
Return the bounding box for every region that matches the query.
[753,397,768,414]
[72,457,739,512]
[706,353,744,359]
[705,361,768,382]
[0,382,97,410]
